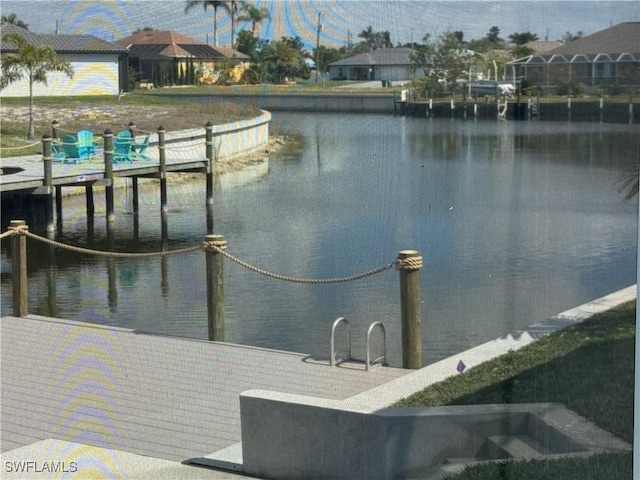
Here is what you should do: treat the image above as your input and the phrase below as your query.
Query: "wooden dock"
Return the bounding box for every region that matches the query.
[0,149,205,193]
[0,314,409,462]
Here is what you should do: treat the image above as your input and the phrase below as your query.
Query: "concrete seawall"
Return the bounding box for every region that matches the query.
[161,93,398,114]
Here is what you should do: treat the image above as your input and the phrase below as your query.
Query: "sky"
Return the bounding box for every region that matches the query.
[2,0,639,50]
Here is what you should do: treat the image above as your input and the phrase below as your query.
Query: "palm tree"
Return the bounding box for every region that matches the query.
[1,13,29,29]
[261,40,299,83]
[228,0,240,48]
[0,32,73,139]
[237,2,271,36]
[184,0,228,46]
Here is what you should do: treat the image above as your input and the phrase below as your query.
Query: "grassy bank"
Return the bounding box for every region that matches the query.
[0,93,262,157]
[395,300,635,479]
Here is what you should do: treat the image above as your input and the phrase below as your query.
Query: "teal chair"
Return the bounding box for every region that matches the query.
[61,135,92,164]
[131,134,151,161]
[76,130,99,158]
[113,131,133,163]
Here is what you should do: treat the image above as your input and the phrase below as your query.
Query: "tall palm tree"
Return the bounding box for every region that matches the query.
[228,0,240,48]
[237,3,271,36]
[1,13,29,29]
[184,0,228,46]
[1,32,73,139]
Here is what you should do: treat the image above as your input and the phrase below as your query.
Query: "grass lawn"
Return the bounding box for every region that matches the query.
[0,93,262,158]
[395,300,635,479]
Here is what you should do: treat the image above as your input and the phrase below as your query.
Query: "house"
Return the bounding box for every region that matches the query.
[115,30,249,87]
[0,24,127,97]
[508,22,640,92]
[328,47,421,82]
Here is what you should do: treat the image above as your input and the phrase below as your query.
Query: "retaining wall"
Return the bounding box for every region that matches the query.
[162,93,397,114]
[143,110,271,162]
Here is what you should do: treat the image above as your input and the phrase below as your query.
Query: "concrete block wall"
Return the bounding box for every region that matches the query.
[240,390,632,480]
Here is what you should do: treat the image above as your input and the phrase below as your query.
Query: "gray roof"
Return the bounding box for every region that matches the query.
[0,24,126,54]
[546,21,640,55]
[330,47,415,67]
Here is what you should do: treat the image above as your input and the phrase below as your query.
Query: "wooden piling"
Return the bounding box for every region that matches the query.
[205,234,226,342]
[132,177,139,214]
[51,120,59,141]
[158,126,168,213]
[103,130,115,223]
[86,185,95,216]
[205,121,214,207]
[397,249,423,369]
[42,135,55,233]
[55,185,63,225]
[9,220,28,317]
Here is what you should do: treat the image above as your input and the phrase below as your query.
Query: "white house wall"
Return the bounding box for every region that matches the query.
[1,53,121,97]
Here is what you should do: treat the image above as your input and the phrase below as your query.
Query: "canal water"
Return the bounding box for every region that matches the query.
[2,113,638,367]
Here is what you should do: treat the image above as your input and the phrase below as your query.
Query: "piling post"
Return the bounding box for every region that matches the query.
[205,121,214,207]
[205,235,226,341]
[9,220,28,317]
[158,126,168,213]
[86,185,95,216]
[55,185,63,229]
[397,250,423,369]
[51,120,59,141]
[42,134,55,233]
[205,234,226,342]
[103,130,115,223]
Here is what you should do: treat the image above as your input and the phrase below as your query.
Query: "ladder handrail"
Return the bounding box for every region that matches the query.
[366,321,387,370]
[330,317,351,366]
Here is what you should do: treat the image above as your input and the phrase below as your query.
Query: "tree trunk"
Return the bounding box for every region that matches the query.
[28,77,35,140]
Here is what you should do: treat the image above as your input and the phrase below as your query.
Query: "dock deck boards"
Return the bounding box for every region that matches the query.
[1,314,408,462]
[0,151,210,192]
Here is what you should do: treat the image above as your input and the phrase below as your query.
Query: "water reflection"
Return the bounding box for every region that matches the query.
[1,114,637,367]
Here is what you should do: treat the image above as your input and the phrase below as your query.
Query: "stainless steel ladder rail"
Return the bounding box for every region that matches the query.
[366,321,387,370]
[330,317,351,366]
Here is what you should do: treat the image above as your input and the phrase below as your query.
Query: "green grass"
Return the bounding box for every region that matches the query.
[395,300,636,479]
[0,93,262,157]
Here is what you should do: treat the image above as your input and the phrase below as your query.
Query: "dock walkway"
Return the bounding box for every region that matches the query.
[0,314,408,462]
[0,148,208,194]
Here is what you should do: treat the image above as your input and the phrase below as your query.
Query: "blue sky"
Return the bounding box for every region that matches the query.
[3,1,639,49]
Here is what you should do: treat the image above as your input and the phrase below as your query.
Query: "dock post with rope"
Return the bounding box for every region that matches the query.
[205,234,227,342]
[397,250,423,369]
[2,221,423,369]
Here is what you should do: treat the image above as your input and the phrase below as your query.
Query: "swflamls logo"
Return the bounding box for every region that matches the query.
[5,461,78,473]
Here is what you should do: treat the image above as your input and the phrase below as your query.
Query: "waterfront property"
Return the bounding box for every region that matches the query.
[0,111,271,231]
[328,47,421,82]
[509,22,640,93]
[0,24,127,97]
[0,287,633,479]
[115,30,249,88]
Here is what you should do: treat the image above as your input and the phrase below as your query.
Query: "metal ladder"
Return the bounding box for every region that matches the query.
[330,317,387,370]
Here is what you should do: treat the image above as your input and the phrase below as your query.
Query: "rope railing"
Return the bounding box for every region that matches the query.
[3,227,397,282]
[5,222,423,368]
[208,243,394,284]
[0,141,41,151]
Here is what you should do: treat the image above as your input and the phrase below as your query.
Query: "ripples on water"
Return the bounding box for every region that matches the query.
[2,114,638,366]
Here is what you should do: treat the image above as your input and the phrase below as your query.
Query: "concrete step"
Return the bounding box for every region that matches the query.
[481,435,548,460]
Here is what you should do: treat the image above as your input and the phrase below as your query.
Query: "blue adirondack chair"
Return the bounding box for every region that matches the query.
[51,141,67,161]
[61,135,92,164]
[76,130,99,158]
[131,134,151,161]
[113,130,133,163]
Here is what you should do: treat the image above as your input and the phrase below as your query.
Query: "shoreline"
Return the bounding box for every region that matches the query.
[50,133,298,198]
